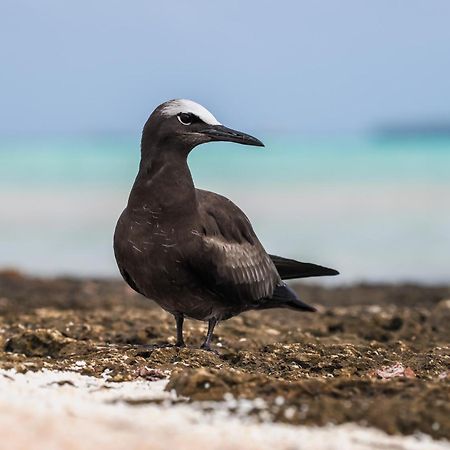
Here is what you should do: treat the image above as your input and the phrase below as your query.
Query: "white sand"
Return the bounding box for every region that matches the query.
[0,369,447,450]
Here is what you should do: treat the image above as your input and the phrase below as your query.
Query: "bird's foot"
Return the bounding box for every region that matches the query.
[200,344,220,356]
[175,340,186,348]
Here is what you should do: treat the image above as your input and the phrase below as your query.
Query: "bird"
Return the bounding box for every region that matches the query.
[114,99,338,350]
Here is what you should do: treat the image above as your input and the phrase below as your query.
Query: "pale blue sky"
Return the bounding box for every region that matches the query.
[1,0,450,134]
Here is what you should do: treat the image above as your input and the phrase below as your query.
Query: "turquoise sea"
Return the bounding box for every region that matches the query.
[1,135,449,283]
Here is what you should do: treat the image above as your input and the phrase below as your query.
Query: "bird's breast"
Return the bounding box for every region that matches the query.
[114,208,201,290]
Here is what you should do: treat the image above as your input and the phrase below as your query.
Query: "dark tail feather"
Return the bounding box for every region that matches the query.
[261,284,317,312]
[270,254,339,280]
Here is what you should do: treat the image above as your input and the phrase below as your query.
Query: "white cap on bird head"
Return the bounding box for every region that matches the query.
[160,99,222,126]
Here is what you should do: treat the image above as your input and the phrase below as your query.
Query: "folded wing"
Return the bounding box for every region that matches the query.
[190,190,280,302]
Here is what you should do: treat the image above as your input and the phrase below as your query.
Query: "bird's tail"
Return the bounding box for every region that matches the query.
[260,283,316,312]
[270,254,339,280]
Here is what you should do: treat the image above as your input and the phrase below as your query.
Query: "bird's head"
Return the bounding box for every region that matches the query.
[141,99,264,154]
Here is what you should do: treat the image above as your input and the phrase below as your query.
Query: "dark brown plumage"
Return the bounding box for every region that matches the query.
[114,99,338,349]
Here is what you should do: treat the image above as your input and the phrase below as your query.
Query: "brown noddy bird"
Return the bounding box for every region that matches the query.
[114,99,338,350]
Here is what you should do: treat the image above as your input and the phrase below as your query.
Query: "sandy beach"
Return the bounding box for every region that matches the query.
[0,270,448,449]
[0,369,448,450]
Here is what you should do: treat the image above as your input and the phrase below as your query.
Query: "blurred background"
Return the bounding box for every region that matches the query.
[0,1,449,283]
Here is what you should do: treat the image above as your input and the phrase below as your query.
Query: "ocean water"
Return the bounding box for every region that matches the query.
[1,135,449,283]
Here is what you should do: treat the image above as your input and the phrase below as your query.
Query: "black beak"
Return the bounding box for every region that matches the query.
[199,125,264,147]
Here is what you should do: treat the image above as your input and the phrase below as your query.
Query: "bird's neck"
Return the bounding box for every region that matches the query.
[127,148,197,216]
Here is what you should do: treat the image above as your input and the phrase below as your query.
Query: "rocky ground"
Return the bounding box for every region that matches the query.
[0,270,449,442]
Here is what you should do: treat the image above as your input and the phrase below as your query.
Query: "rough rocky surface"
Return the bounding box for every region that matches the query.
[0,270,449,440]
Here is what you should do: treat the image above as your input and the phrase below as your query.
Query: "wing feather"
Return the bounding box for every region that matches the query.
[190,190,281,302]
[201,235,278,300]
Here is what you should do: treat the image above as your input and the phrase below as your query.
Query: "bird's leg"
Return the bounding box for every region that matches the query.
[174,314,186,347]
[200,318,218,350]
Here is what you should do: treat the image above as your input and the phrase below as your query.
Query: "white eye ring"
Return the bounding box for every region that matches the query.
[177,113,192,126]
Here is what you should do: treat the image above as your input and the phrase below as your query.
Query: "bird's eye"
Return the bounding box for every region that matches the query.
[177,113,193,125]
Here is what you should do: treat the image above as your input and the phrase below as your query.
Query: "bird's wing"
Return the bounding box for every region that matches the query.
[189,190,281,302]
